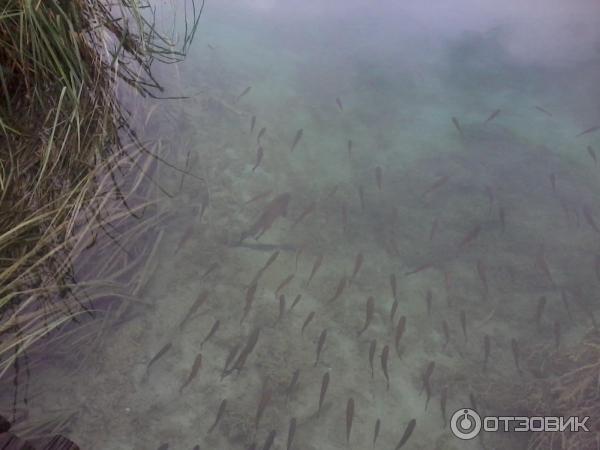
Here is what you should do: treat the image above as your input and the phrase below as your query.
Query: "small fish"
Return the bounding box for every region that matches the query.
[350,252,364,284]
[327,275,347,302]
[419,361,435,395]
[373,418,381,445]
[231,327,260,372]
[295,246,303,271]
[476,259,488,295]
[180,353,202,393]
[245,189,272,205]
[422,175,449,198]
[291,129,303,152]
[179,291,210,329]
[201,319,220,348]
[390,274,397,300]
[483,335,491,371]
[252,146,264,172]
[306,254,324,287]
[358,186,365,211]
[442,320,450,349]
[394,316,406,357]
[318,372,330,415]
[207,43,216,50]
[286,418,296,450]
[535,296,547,330]
[241,282,258,324]
[390,299,399,324]
[146,342,172,373]
[221,344,241,379]
[460,310,467,342]
[375,166,383,191]
[429,218,438,241]
[357,296,375,336]
[425,290,432,316]
[458,224,481,248]
[290,294,302,312]
[286,369,300,399]
[369,340,377,378]
[549,173,557,195]
[511,338,521,373]
[347,140,353,158]
[346,398,355,443]
[440,386,448,428]
[395,418,416,450]
[255,385,272,429]
[241,192,291,242]
[582,205,600,233]
[202,262,220,279]
[336,97,343,111]
[275,274,294,296]
[301,311,316,335]
[554,321,561,349]
[257,127,266,144]
[262,430,276,450]
[278,295,286,321]
[499,206,505,232]
[209,399,227,432]
[235,86,252,103]
[291,201,316,229]
[576,125,600,137]
[405,262,433,276]
[469,392,478,411]
[484,109,501,124]
[451,116,464,138]
[535,105,552,117]
[250,115,256,133]
[381,344,390,390]
[587,146,597,165]
[314,329,328,366]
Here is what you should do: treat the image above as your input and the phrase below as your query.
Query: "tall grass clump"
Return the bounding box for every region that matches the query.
[0,0,202,431]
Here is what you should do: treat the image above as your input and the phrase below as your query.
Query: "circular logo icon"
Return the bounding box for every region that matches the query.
[450,408,482,440]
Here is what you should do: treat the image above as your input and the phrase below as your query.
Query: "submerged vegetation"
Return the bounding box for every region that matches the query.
[0,0,201,438]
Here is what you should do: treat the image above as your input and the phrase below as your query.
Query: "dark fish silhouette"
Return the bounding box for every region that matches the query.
[390,299,399,323]
[179,291,209,329]
[358,296,375,336]
[146,342,172,373]
[576,125,600,137]
[278,295,286,321]
[257,127,266,144]
[381,344,390,390]
[252,146,264,172]
[231,327,260,373]
[451,117,464,138]
[405,262,433,276]
[250,115,256,133]
[286,369,300,399]
[318,372,330,415]
[235,86,252,102]
[287,418,296,450]
[394,316,406,357]
[484,109,501,123]
[336,97,343,111]
[201,320,220,348]
[587,146,597,165]
[241,282,258,324]
[422,175,449,198]
[252,251,280,285]
[290,294,302,312]
[419,361,435,395]
[314,329,328,366]
[301,311,315,335]
[476,259,488,295]
[208,399,227,433]
[327,276,347,302]
[291,201,315,229]
[262,430,276,450]
[275,274,294,296]
[440,387,448,427]
[390,274,397,300]
[373,418,381,445]
[350,252,364,284]
[180,353,202,393]
[346,398,355,443]
[221,344,241,379]
[395,418,416,449]
[240,193,291,242]
[458,224,481,248]
[291,129,303,152]
[375,166,383,191]
[535,105,552,116]
[202,262,219,279]
[306,254,324,286]
[347,140,353,158]
[369,339,377,378]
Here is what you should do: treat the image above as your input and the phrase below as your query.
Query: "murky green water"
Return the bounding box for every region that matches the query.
[13,1,600,449]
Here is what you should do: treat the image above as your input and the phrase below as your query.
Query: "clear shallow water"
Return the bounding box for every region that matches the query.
[12,1,600,449]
